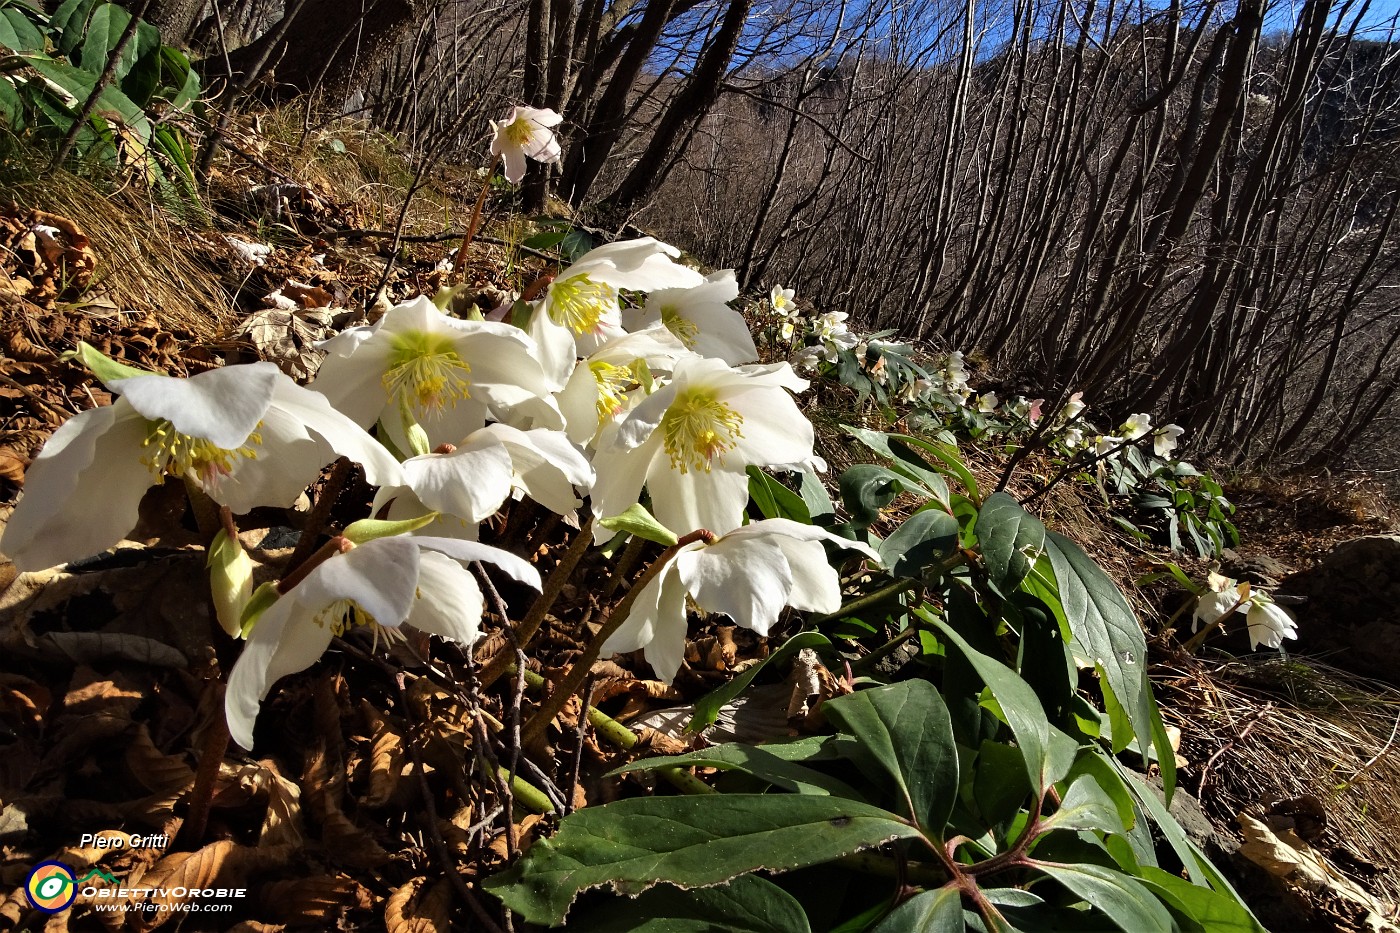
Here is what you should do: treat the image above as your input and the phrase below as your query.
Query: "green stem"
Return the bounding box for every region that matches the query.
[834,852,948,886]
[502,768,555,814]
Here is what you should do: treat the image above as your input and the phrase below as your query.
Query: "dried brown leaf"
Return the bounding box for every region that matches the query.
[43,632,188,669]
[232,307,333,380]
[125,725,196,795]
[360,701,406,809]
[64,665,146,718]
[385,877,452,933]
[257,873,371,927]
[0,672,51,731]
[0,448,26,486]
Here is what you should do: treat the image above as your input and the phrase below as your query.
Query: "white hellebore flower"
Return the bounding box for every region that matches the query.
[1,357,400,572]
[312,296,561,451]
[225,535,541,749]
[556,323,690,447]
[590,357,823,543]
[1246,596,1298,651]
[603,519,879,683]
[529,237,703,388]
[1061,427,1086,450]
[1122,412,1154,440]
[1093,435,1126,459]
[622,270,757,365]
[1192,571,1244,633]
[1153,424,1185,458]
[372,424,594,538]
[489,106,563,185]
[977,392,999,413]
[769,285,797,317]
[1061,391,1086,422]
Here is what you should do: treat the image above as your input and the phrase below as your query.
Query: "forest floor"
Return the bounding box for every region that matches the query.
[2,114,1399,932]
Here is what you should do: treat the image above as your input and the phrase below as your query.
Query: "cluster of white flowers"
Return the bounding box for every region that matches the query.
[1192,571,1298,651]
[0,109,866,749]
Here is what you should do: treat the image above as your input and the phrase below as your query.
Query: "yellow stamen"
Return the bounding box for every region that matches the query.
[313,598,407,652]
[590,360,636,423]
[547,274,617,334]
[140,419,260,482]
[382,330,473,416]
[504,116,534,147]
[659,305,699,348]
[661,389,744,474]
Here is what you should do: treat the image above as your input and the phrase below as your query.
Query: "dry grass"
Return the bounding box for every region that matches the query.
[1160,654,1400,903]
[4,164,230,340]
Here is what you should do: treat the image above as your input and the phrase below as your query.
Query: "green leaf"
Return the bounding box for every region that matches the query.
[842,426,950,506]
[50,0,97,56]
[824,680,959,831]
[341,512,439,544]
[599,503,678,546]
[688,631,831,732]
[879,506,958,579]
[977,493,1046,594]
[482,794,922,926]
[1043,531,1173,795]
[974,740,1032,827]
[837,464,909,528]
[68,339,155,385]
[871,886,964,932]
[79,4,135,76]
[1038,775,1126,837]
[1133,866,1267,933]
[893,433,982,503]
[0,4,45,53]
[159,46,198,110]
[608,742,863,799]
[564,874,812,933]
[748,465,810,522]
[523,229,569,251]
[1031,862,1172,933]
[916,607,1076,792]
[800,467,834,517]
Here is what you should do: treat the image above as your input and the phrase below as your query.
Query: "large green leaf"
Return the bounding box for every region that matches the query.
[843,426,950,507]
[0,3,45,53]
[879,506,959,579]
[916,607,1076,792]
[688,631,831,732]
[976,493,1046,594]
[484,794,921,926]
[1043,531,1174,795]
[1133,866,1266,933]
[607,742,863,799]
[1032,862,1172,933]
[1037,775,1126,837]
[871,887,964,932]
[824,680,959,831]
[158,46,199,110]
[838,464,910,528]
[564,874,812,933]
[748,465,810,522]
[973,740,1032,827]
[50,0,97,55]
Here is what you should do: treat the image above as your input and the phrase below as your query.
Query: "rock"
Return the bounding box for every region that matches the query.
[1127,770,1239,862]
[1220,548,1293,587]
[1279,535,1400,684]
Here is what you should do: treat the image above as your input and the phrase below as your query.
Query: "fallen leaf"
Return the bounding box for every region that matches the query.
[385,877,452,933]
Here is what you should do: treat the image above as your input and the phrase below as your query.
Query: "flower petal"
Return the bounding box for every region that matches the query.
[296,537,421,628]
[678,536,793,635]
[403,443,515,523]
[225,594,332,749]
[113,363,278,450]
[413,537,543,590]
[406,551,485,643]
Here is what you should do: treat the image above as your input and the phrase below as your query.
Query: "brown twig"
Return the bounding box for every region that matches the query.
[285,457,352,573]
[178,680,229,849]
[395,673,507,933]
[451,155,502,273]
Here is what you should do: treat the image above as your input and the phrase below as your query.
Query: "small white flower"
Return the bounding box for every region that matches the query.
[1246,597,1298,651]
[622,270,756,365]
[602,519,878,682]
[590,358,822,543]
[556,323,691,446]
[1062,392,1086,422]
[1122,413,1153,440]
[900,377,933,403]
[312,296,562,451]
[1,358,400,572]
[791,346,824,371]
[225,535,540,748]
[489,106,563,184]
[1061,427,1085,449]
[977,392,999,413]
[1093,435,1126,459]
[1153,424,1185,458]
[769,285,797,317]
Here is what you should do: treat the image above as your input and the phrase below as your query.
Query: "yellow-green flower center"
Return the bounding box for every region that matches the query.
[547,274,617,334]
[313,598,406,651]
[504,116,534,147]
[660,305,699,348]
[661,389,744,474]
[383,330,472,415]
[590,360,636,423]
[140,419,260,481]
